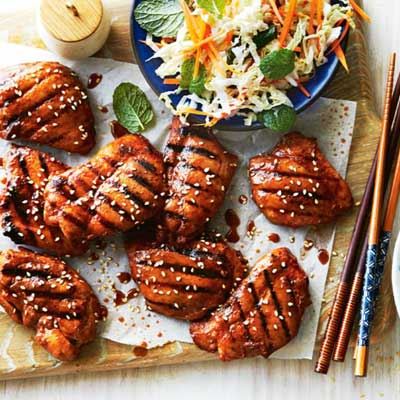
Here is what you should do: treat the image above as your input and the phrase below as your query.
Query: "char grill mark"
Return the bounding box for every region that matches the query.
[190,247,311,361]
[43,135,166,244]
[126,234,247,321]
[0,61,96,154]
[249,132,353,227]
[0,145,87,256]
[0,248,104,361]
[160,117,238,244]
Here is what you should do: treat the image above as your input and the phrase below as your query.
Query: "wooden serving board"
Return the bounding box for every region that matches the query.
[0,0,396,381]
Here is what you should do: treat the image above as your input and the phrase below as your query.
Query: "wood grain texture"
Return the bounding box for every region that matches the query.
[0,0,397,383]
[40,0,103,42]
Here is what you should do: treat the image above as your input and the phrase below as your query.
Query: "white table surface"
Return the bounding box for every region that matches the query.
[1,1,400,399]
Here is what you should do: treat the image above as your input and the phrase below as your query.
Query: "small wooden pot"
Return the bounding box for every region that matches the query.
[37,0,111,59]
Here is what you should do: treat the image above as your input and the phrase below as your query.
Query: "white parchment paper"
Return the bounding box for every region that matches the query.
[0,44,356,359]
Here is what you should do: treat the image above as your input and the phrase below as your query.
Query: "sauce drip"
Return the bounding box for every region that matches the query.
[133,346,148,357]
[247,220,255,235]
[114,289,126,307]
[126,288,139,301]
[117,272,132,284]
[110,120,130,138]
[238,195,248,205]
[225,208,240,243]
[113,286,139,306]
[267,233,280,243]
[98,105,108,113]
[318,249,329,265]
[87,73,103,89]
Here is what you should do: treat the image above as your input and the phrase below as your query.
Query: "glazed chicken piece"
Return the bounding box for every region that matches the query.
[0,145,87,256]
[44,135,165,245]
[126,230,247,320]
[249,132,353,227]
[160,117,238,244]
[0,248,105,361]
[0,61,95,154]
[190,247,311,361]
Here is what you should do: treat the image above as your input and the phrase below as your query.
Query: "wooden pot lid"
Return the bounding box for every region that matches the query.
[39,0,103,43]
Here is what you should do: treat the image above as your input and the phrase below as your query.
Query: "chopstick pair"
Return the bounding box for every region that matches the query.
[332,62,400,364]
[354,53,399,377]
[315,53,399,375]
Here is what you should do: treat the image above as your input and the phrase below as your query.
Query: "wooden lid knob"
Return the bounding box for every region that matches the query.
[40,0,103,43]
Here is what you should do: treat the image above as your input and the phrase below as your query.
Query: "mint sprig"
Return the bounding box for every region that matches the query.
[135,0,184,38]
[113,83,154,132]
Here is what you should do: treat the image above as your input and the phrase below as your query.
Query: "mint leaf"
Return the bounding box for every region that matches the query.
[260,105,296,132]
[189,65,207,96]
[113,83,154,132]
[180,58,195,89]
[197,0,225,17]
[253,26,276,49]
[135,0,184,38]
[259,49,295,80]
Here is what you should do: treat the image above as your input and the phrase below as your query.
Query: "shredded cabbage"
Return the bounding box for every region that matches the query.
[147,0,354,126]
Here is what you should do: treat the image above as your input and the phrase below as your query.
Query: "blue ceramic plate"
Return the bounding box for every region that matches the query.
[130,0,348,130]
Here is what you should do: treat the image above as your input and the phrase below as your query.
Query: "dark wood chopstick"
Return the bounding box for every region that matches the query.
[315,55,400,375]
[354,52,396,377]
[332,69,400,362]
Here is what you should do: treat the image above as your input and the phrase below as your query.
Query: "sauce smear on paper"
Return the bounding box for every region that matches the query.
[318,249,329,265]
[268,233,280,243]
[238,195,248,205]
[87,73,103,89]
[225,209,240,243]
[117,272,132,284]
[110,120,130,138]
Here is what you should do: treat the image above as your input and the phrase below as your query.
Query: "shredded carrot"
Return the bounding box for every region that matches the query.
[297,81,311,97]
[293,46,302,52]
[205,117,220,127]
[308,0,317,34]
[326,21,349,55]
[193,48,202,78]
[193,19,207,78]
[269,0,284,25]
[179,0,199,41]
[178,107,215,116]
[349,0,371,23]
[218,31,233,51]
[279,0,297,47]
[163,78,180,85]
[316,0,323,27]
[334,44,349,73]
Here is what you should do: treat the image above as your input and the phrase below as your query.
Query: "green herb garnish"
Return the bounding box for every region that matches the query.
[113,83,154,132]
[180,58,195,89]
[197,0,225,18]
[260,105,296,132]
[180,59,207,96]
[134,0,184,38]
[189,65,207,96]
[253,26,277,50]
[259,49,295,80]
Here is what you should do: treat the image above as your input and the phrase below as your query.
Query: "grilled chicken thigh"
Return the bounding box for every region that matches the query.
[126,231,247,320]
[44,135,165,245]
[0,145,87,256]
[0,248,105,360]
[0,61,95,154]
[190,247,310,361]
[160,118,238,244]
[249,132,353,227]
